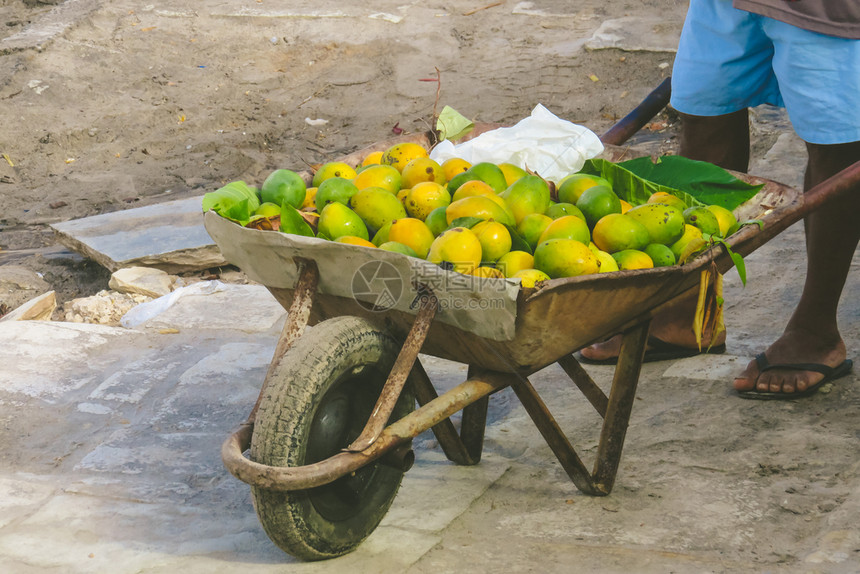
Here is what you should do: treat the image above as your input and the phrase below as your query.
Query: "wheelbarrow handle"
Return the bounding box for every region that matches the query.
[796,159,860,219]
[600,77,672,146]
[720,159,860,265]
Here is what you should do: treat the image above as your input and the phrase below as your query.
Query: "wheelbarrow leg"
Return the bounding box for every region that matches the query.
[510,320,651,496]
[592,320,650,493]
[410,361,489,465]
[461,365,490,463]
[558,354,608,417]
[510,374,600,495]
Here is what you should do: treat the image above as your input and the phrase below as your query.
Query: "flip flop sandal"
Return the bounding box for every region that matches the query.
[576,335,727,366]
[736,353,854,400]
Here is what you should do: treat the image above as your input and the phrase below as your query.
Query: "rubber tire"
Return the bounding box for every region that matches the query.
[250,316,414,561]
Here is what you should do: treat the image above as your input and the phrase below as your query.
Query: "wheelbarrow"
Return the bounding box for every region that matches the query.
[206,79,860,560]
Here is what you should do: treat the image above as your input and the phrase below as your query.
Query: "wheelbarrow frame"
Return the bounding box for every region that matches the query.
[222,252,654,495]
[219,78,860,500]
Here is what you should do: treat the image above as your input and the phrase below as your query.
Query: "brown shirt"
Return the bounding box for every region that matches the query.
[734,0,860,39]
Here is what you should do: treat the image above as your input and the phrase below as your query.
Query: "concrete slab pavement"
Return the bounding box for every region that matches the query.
[0,284,513,572]
[50,197,226,274]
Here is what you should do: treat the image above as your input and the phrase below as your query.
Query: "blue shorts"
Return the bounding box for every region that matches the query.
[670,0,860,145]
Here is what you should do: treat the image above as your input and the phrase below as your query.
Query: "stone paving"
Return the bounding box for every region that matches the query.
[0,285,509,572]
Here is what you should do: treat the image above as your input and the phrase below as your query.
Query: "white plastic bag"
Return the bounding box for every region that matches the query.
[429,104,604,183]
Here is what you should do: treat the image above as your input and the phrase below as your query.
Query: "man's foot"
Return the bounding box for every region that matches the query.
[578,332,726,364]
[578,310,727,364]
[578,335,625,363]
[733,328,848,396]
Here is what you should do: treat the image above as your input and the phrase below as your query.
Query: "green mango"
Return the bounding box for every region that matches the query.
[261,169,306,209]
[501,175,551,225]
[318,202,369,241]
[467,162,508,193]
[315,177,359,211]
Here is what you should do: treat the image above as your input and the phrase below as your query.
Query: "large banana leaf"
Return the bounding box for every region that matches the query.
[579,158,703,208]
[579,156,762,211]
[618,155,763,211]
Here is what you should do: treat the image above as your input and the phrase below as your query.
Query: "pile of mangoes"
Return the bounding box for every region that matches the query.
[211,141,739,288]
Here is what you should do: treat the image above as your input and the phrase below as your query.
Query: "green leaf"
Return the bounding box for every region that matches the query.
[436,105,475,141]
[202,180,261,225]
[712,236,748,286]
[731,251,747,286]
[219,198,254,225]
[579,158,704,208]
[740,219,764,230]
[448,216,483,230]
[502,223,532,255]
[618,155,762,211]
[279,205,315,237]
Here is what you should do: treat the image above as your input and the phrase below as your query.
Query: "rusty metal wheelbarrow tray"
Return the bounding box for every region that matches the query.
[204,144,803,373]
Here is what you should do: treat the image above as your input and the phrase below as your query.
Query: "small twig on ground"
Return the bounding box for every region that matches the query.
[463,2,502,16]
[614,147,632,162]
[415,68,443,143]
[296,88,325,109]
[431,67,442,124]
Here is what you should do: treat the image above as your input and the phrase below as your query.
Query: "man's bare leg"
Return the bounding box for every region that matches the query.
[579,110,747,362]
[677,109,751,172]
[733,141,860,394]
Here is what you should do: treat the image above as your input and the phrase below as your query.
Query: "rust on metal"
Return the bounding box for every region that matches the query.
[221,371,510,491]
[379,442,415,472]
[346,289,439,452]
[248,258,319,424]
[410,362,493,466]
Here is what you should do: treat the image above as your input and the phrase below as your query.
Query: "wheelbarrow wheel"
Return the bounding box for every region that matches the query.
[250,316,414,561]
